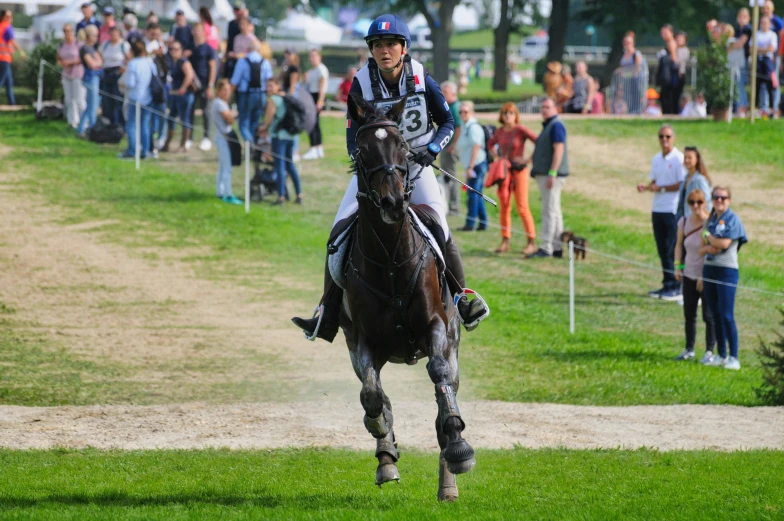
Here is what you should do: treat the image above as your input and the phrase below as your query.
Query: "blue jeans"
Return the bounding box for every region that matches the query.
[101,79,123,125]
[125,102,152,158]
[169,92,195,130]
[237,90,266,142]
[77,75,100,133]
[0,61,16,105]
[702,265,739,358]
[760,57,781,112]
[464,160,488,229]
[273,138,301,198]
[148,101,167,149]
[734,64,749,110]
[215,133,233,197]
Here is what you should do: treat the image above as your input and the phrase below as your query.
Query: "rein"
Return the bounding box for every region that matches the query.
[353,120,412,208]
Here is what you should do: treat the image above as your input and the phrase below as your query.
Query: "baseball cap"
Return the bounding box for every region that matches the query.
[81,2,92,8]
[284,46,297,54]
[175,9,184,15]
[646,87,660,100]
[102,6,114,15]
[233,0,246,9]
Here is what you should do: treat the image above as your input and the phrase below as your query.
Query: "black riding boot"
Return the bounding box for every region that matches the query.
[444,236,489,330]
[292,261,343,342]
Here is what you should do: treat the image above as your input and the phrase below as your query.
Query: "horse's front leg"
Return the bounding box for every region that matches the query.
[350,336,400,486]
[425,318,475,479]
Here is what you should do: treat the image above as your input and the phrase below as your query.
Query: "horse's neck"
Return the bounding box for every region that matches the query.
[357,206,418,267]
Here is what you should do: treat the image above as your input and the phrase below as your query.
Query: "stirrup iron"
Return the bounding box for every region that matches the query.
[454,288,490,332]
[304,304,324,341]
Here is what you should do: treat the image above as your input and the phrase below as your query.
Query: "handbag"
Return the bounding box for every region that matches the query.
[484,158,509,188]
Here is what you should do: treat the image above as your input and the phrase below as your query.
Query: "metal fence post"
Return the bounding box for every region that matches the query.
[135,101,141,170]
[245,141,250,214]
[37,60,44,113]
[569,240,575,335]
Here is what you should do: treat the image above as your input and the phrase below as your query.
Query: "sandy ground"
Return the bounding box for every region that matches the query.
[1,142,782,453]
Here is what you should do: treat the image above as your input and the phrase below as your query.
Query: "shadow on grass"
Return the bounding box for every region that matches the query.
[104,191,217,204]
[536,348,662,363]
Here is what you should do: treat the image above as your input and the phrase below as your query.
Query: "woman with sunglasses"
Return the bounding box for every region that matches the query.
[674,188,715,362]
[700,186,747,370]
[487,102,538,254]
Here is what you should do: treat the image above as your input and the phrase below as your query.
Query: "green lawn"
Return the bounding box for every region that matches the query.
[0,112,782,406]
[450,28,529,48]
[1,448,782,520]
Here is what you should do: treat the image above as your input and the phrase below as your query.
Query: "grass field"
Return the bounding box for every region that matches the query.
[1,112,783,407]
[1,448,783,520]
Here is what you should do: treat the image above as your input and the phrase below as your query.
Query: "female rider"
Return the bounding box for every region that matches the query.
[293,14,489,342]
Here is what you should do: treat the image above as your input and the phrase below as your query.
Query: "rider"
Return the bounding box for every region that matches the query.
[293,14,489,341]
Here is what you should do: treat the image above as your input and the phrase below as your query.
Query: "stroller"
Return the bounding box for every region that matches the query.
[249,136,278,202]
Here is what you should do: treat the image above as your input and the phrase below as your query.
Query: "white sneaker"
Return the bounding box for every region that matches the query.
[293,152,301,163]
[301,148,320,160]
[156,137,167,150]
[700,351,714,364]
[674,350,695,361]
[151,149,159,159]
[706,355,728,367]
[317,146,325,158]
[724,356,741,370]
[185,139,193,151]
[199,137,212,151]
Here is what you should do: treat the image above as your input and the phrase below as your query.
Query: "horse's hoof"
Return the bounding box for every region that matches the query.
[438,489,459,502]
[444,439,475,475]
[375,462,400,486]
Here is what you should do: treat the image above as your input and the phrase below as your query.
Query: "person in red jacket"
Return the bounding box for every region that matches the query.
[0,10,25,105]
[336,66,357,103]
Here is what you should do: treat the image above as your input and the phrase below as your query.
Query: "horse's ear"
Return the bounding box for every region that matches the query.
[384,94,408,124]
[348,92,373,124]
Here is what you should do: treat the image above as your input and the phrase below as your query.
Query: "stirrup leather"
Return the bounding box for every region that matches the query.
[304,304,325,341]
[454,289,490,331]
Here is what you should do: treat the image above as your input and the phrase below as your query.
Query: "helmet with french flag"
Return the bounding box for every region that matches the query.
[364,14,411,50]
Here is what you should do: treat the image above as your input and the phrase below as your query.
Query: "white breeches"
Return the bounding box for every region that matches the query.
[333,165,449,233]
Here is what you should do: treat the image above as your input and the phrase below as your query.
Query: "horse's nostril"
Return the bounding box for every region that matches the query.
[380,196,395,210]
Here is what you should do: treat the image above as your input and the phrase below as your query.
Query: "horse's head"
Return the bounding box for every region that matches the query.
[348,92,411,224]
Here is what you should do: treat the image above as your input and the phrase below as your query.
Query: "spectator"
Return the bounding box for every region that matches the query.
[169,10,193,57]
[0,10,24,105]
[617,31,644,114]
[337,66,357,103]
[76,25,103,137]
[76,3,100,34]
[232,17,258,58]
[144,22,168,155]
[145,11,158,26]
[656,24,680,114]
[675,31,689,107]
[259,77,303,205]
[439,81,461,216]
[528,97,568,259]
[636,124,685,300]
[762,1,783,116]
[619,31,644,71]
[117,38,155,160]
[456,101,488,232]
[302,48,328,160]
[223,0,245,79]
[189,22,217,152]
[677,145,712,220]
[673,187,716,362]
[99,26,129,125]
[200,7,219,51]
[487,102,538,255]
[280,49,301,160]
[144,22,166,55]
[211,78,243,204]
[230,39,273,142]
[646,87,663,116]
[730,8,752,116]
[564,61,597,114]
[97,6,115,44]
[700,186,747,370]
[57,23,85,128]
[162,41,195,152]
[543,61,563,100]
[680,91,707,118]
[457,54,471,94]
[756,15,778,117]
[555,63,574,110]
[122,13,142,45]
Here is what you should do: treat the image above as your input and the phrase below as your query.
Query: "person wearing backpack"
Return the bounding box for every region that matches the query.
[259,77,302,205]
[230,39,273,142]
[456,100,488,231]
[118,39,155,160]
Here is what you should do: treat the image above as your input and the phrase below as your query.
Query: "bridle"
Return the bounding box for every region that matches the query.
[353,120,413,208]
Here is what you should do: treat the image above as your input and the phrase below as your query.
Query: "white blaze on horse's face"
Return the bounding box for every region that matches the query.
[375,128,388,141]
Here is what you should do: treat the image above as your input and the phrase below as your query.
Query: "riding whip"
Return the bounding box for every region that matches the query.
[428,163,499,207]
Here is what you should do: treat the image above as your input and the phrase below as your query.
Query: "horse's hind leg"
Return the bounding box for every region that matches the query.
[426,319,475,477]
[351,338,399,486]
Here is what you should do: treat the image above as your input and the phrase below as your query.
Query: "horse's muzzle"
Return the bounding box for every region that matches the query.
[380,195,408,224]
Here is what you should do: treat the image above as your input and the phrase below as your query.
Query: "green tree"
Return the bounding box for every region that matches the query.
[492,0,537,91]
[398,0,463,82]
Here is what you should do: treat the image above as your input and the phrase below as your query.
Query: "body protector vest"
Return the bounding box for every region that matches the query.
[354,55,435,151]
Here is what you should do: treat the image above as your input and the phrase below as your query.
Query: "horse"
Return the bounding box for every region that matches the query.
[338,92,475,502]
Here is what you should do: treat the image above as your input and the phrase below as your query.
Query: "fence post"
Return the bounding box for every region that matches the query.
[728,67,735,124]
[245,141,250,214]
[569,240,575,335]
[135,101,141,170]
[37,60,44,113]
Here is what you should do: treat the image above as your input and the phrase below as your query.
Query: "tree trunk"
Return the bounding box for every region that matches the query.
[547,0,570,63]
[492,0,511,91]
[416,0,457,83]
[600,32,625,90]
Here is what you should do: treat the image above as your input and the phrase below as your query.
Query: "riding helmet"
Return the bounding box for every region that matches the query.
[364,14,412,50]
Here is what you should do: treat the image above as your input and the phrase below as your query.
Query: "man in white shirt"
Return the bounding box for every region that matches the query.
[680,92,707,117]
[636,124,686,301]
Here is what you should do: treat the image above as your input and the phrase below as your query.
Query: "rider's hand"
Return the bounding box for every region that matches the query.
[412,149,437,167]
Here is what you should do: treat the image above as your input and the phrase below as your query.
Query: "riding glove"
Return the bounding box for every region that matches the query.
[412,149,438,167]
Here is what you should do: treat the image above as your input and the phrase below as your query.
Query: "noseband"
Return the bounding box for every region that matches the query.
[353,120,412,208]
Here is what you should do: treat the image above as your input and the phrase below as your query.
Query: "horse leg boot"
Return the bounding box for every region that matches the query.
[444,236,490,331]
[357,354,399,486]
[291,260,342,342]
[436,417,458,502]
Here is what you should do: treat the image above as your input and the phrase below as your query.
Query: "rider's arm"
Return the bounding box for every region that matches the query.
[345,77,362,159]
[425,74,455,150]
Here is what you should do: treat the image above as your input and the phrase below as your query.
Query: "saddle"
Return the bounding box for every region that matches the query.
[328,205,446,291]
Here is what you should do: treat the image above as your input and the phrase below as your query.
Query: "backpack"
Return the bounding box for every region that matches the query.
[148,59,166,104]
[247,58,264,90]
[469,122,497,164]
[89,116,125,144]
[279,94,307,135]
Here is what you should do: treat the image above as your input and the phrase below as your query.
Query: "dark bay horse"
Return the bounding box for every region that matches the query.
[340,93,475,501]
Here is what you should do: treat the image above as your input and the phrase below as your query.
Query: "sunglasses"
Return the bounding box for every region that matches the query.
[459,110,470,114]
[659,134,673,139]
[712,195,729,201]
[502,111,515,115]
[687,199,704,206]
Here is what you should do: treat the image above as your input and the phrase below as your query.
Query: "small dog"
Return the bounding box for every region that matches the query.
[561,231,588,259]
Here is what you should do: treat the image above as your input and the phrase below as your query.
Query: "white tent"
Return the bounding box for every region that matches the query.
[273,11,342,45]
[166,0,199,22]
[408,5,480,32]
[34,0,84,37]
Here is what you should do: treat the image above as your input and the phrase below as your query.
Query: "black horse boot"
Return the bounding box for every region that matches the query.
[292,262,343,342]
[444,236,489,331]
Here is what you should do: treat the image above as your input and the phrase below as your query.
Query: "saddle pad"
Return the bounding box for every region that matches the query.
[408,207,445,273]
